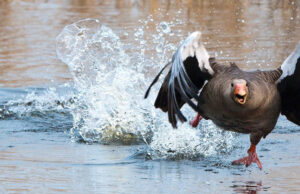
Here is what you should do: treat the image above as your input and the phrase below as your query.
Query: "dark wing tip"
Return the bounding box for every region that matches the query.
[144,62,171,99]
[144,88,150,99]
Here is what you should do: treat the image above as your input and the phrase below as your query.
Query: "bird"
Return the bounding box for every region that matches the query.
[144,31,300,169]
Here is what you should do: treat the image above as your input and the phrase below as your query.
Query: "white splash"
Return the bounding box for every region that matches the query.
[55,18,236,158]
[56,19,153,144]
[5,84,74,117]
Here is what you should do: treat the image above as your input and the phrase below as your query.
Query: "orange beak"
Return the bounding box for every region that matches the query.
[234,83,247,104]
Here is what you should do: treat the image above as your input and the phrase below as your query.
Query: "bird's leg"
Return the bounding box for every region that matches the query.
[232,144,262,169]
[232,133,263,169]
[190,113,202,127]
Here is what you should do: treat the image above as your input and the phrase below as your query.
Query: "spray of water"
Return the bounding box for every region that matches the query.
[0,17,238,159]
[55,19,153,144]
[2,84,74,119]
[54,18,237,159]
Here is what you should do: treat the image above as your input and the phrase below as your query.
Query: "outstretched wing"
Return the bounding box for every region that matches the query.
[145,31,215,128]
[277,42,300,125]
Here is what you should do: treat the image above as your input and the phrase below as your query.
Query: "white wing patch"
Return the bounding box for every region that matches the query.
[180,31,213,75]
[166,31,214,127]
[279,42,300,82]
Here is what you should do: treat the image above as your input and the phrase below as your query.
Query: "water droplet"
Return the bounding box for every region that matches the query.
[160,21,171,34]
[156,43,164,53]
[134,27,144,38]
[140,40,146,45]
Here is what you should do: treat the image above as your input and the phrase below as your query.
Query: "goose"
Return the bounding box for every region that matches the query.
[145,31,300,169]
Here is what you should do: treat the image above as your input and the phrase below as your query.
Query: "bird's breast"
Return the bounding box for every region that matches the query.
[200,80,281,135]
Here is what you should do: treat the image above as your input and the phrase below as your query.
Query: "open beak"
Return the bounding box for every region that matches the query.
[234,83,247,105]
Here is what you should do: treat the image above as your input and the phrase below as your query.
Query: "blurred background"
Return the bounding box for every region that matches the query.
[0,0,299,87]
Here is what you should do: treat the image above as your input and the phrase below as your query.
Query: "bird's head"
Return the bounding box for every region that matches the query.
[231,79,248,105]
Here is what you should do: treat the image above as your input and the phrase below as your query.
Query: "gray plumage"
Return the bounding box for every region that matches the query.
[145,32,300,168]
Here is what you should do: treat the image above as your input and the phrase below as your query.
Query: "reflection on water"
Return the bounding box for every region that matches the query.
[231,181,264,194]
[0,0,300,193]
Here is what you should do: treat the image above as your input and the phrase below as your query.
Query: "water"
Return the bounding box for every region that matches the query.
[0,0,300,193]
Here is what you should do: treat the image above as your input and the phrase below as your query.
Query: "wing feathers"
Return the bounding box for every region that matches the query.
[278,42,300,81]
[146,31,214,127]
[277,42,300,126]
[144,62,171,99]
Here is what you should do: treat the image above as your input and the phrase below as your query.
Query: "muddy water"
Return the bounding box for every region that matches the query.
[0,0,300,193]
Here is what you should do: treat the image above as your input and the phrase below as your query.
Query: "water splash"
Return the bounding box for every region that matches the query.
[2,84,74,119]
[54,18,236,158]
[0,85,74,134]
[56,19,152,144]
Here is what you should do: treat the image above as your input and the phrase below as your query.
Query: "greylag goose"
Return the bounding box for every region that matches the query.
[145,31,300,169]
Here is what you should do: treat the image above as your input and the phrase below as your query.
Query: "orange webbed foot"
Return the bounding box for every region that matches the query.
[232,144,262,170]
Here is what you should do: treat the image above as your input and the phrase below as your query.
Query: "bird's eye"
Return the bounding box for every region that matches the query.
[246,83,249,87]
[231,83,234,87]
